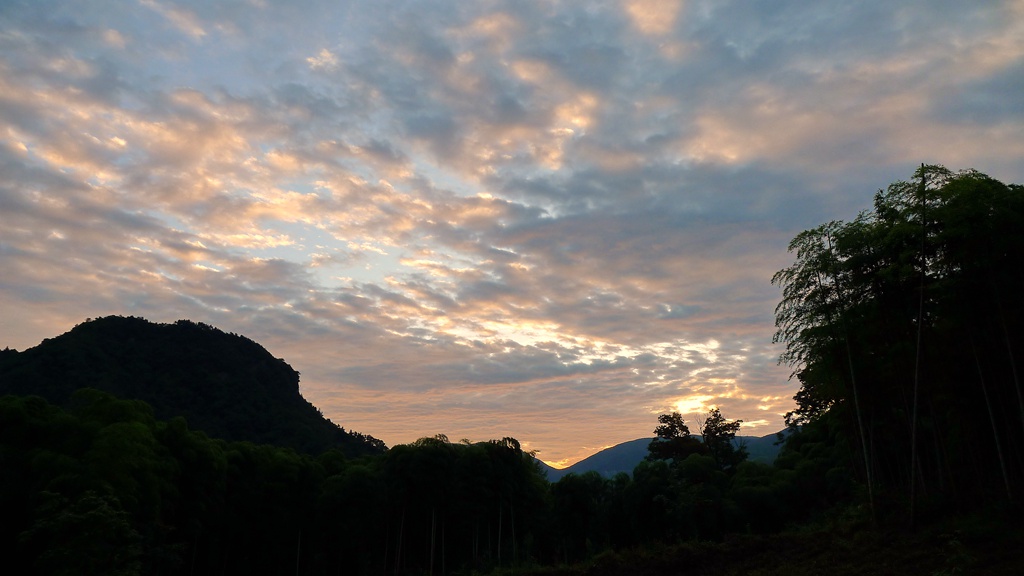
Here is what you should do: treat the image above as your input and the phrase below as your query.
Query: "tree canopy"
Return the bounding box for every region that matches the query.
[696,408,747,472]
[647,411,706,462]
[772,165,1024,513]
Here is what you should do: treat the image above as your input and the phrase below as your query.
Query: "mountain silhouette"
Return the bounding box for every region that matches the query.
[539,433,784,481]
[0,316,384,456]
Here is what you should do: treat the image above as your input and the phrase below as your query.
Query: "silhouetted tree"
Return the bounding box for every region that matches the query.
[696,408,747,472]
[773,165,1024,514]
[647,412,707,462]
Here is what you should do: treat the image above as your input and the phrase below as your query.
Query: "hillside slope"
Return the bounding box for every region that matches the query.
[541,434,783,481]
[0,316,384,456]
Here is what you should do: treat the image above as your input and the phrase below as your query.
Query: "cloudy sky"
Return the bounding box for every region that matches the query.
[2,0,1023,466]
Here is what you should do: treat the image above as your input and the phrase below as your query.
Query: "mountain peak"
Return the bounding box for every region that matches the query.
[0,315,384,456]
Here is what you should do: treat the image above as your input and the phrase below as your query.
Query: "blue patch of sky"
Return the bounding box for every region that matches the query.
[136,209,190,235]
[248,218,404,288]
[410,157,483,198]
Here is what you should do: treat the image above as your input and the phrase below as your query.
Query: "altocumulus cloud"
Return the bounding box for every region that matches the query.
[1,0,1022,465]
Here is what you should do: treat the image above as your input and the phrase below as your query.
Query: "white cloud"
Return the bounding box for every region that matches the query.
[0,0,1021,464]
[307,48,338,71]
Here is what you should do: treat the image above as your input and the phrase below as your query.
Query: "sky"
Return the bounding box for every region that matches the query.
[2,0,1023,467]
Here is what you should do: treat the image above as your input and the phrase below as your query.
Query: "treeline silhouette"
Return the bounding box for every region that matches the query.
[0,390,826,576]
[1,165,1022,574]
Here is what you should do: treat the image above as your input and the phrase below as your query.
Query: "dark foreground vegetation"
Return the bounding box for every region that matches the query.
[1,165,1022,575]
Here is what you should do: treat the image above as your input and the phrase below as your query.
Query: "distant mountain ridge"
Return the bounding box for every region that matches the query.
[538,433,784,481]
[0,316,384,456]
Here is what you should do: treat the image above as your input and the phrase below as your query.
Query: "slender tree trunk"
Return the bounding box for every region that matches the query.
[336,536,344,576]
[818,231,876,520]
[383,519,390,575]
[190,531,199,576]
[511,503,517,566]
[395,509,405,576]
[972,334,1012,500]
[843,333,875,520]
[473,521,478,564]
[929,398,947,494]
[994,289,1024,441]
[910,165,928,527]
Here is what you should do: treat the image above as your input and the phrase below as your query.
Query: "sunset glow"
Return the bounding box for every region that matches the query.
[2,1,1022,467]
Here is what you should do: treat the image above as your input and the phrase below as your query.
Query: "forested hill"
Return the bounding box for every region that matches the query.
[0,316,384,457]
